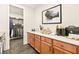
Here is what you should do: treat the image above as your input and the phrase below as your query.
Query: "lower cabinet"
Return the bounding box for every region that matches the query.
[77,47,79,54]
[53,40,77,54]
[30,38,35,47]
[41,41,52,54]
[35,35,41,53]
[53,46,72,54]
[35,39,40,53]
[28,32,79,54]
[28,32,35,47]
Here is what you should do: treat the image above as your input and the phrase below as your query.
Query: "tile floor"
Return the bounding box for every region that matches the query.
[4,39,38,54]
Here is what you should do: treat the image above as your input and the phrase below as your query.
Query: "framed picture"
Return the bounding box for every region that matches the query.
[42,4,62,24]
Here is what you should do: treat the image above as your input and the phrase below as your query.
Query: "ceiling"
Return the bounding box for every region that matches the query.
[21,4,42,9]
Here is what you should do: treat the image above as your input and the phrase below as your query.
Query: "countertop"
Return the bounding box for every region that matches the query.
[28,31,79,46]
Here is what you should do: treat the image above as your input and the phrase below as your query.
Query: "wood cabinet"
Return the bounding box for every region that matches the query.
[27,32,30,43]
[41,37,53,54]
[53,40,77,54]
[53,46,72,54]
[28,32,35,47]
[27,32,79,54]
[77,47,79,54]
[41,41,52,54]
[35,35,41,53]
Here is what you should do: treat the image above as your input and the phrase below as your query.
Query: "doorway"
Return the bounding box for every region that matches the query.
[9,5,24,49]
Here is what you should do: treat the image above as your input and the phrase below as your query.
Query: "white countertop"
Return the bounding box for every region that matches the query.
[28,31,79,46]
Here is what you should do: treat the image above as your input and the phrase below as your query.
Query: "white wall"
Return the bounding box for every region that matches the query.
[0,4,9,50]
[24,6,35,44]
[62,4,79,26]
[34,4,79,33]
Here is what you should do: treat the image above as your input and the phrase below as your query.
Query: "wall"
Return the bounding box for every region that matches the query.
[34,4,79,33]
[62,4,79,26]
[24,6,35,44]
[0,4,9,50]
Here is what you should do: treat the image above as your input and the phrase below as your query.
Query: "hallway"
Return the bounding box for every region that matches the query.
[4,39,38,54]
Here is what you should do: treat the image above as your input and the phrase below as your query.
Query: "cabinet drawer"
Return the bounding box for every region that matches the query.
[41,37,52,44]
[30,33,35,38]
[41,41,53,54]
[35,39,41,53]
[28,33,34,38]
[45,38,52,44]
[53,46,72,54]
[35,35,40,40]
[41,37,46,42]
[53,40,77,53]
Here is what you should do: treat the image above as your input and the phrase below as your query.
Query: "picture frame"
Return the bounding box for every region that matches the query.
[42,4,62,24]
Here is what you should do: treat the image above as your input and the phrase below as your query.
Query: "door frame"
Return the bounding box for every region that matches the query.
[9,4,24,49]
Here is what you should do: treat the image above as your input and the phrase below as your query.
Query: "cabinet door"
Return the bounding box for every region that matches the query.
[77,47,79,54]
[53,46,72,54]
[35,35,41,53]
[35,39,40,53]
[27,33,30,43]
[41,41,52,54]
[28,33,35,47]
[30,38,35,47]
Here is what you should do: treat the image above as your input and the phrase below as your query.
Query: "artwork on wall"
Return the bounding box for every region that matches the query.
[42,4,62,24]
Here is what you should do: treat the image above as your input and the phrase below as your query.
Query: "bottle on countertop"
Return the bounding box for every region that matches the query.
[39,25,43,31]
[32,28,35,31]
